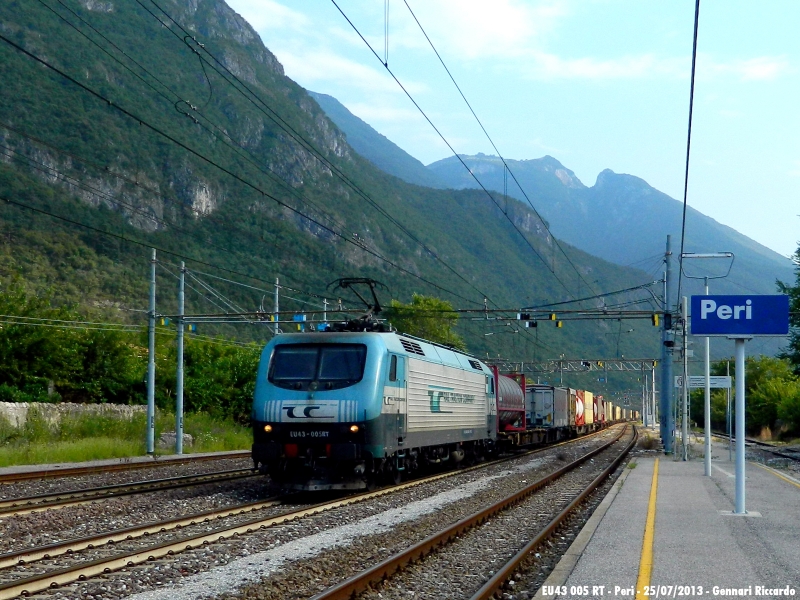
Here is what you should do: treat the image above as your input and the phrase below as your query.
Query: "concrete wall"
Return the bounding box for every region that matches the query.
[0,402,145,428]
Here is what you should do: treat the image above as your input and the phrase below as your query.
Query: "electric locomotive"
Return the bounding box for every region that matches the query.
[251,331,498,491]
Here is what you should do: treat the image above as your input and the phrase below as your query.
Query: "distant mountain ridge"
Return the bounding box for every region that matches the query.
[311,96,792,355]
[426,154,793,298]
[304,92,791,294]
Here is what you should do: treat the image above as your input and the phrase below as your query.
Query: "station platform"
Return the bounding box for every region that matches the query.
[537,433,800,599]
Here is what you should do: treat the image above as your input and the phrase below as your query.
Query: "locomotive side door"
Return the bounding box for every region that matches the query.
[388,354,407,446]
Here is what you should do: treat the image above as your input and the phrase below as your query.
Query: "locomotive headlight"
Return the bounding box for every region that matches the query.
[349,424,359,433]
[264,424,273,433]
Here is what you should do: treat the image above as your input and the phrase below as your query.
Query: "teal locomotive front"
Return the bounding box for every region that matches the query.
[252,331,497,491]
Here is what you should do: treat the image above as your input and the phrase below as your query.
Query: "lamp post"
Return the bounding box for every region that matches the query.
[680,252,734,475]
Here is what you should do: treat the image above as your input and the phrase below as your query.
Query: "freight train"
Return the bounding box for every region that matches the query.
[251,330,637,491]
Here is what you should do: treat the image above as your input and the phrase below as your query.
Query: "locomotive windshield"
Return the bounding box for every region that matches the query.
[268,344,367,391]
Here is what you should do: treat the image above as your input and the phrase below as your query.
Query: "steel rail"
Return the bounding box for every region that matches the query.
[308,425,630,600]
[0,496,282,569]
[0,468,471,599]
[712,431,800,463]
[470,426,638,600]
[0,427,623,599]
[0,469,257,516]
[0,432,610,567]
[0,450,251,484]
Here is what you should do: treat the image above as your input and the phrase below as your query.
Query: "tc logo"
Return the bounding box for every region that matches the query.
[427,391,452,414]
[282,405,333,419]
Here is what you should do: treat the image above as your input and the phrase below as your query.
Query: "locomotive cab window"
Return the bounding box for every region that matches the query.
[389,355,398,382]
[269,344,367,391]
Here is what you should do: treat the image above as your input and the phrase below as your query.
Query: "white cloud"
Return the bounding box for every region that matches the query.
[701,55,791,81]
[273,49,427,96]
[394,0,568,60]
[225,0,308,32]
[526,52,675,80]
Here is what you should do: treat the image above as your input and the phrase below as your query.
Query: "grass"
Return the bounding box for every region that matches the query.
[0,408,251,467]
[640,434,657,450]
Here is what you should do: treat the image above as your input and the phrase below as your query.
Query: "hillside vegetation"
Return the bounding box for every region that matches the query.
[0,0,668,410]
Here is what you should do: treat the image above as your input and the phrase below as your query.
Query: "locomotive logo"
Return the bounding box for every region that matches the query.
[282,405,334,419]
[428,390,453,414]
[275,400,340,422]
[427,386,475,413]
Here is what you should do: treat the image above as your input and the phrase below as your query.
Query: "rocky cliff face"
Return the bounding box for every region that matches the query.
[1,0,351,233]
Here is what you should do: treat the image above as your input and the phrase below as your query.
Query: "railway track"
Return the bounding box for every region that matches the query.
[0,468,258,517]
[713,431,800,463]
[310,424,635,600]
[0,450,251,485]
[0,427,625,599]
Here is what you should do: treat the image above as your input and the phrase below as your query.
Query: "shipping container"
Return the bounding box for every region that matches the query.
[528,385,571,428]
[595,395,605,423]
[572,388,584,426]
[584,390,594,425]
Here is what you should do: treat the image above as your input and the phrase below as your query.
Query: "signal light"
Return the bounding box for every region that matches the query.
[652,313,660,327]
[549,313,557,321]
[556,320,563,328]
[664,313,673,330]
[263,424,272,433]
[349,424,360,433]
[517,313,531,320]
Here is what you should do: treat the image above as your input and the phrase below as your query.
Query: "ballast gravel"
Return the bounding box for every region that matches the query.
[15,428,625,600]
[0,476,269,555]
[0,456,253,500]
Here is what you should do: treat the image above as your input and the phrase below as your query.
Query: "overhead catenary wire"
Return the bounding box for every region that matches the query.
[401,0,599,298]
[17,1,579,364]
[0,128,359,308]
[133,0,492,308]
[326,0,624,363]
[0,33,480,306]
[6,5,656,363]
[158,262,237,317]
[34,0,351,237]
[328,0,576,300]
[676,0,701,308]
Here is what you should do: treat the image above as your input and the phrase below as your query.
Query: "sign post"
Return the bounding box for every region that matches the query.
[690,294,789,515]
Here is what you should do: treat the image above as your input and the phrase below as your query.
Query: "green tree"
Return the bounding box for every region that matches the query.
[385,294,467,352]
[777,380,800,434]
[701,356,799,435]
[778,244,800,375]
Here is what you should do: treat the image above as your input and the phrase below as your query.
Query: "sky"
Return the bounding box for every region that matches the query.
[225,0,800,259]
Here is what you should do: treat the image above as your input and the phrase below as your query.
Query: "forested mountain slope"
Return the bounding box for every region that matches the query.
[0,0,667,364]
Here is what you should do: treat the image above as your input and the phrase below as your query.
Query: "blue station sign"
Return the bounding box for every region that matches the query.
[690,295,789,336]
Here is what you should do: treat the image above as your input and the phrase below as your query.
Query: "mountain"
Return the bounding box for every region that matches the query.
[308,92,446,189]
[425,155,793,297]
[0,0,669,372]
[304,97,792,300]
